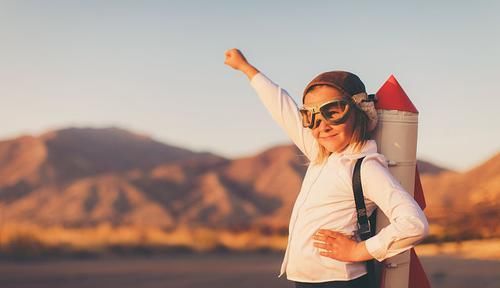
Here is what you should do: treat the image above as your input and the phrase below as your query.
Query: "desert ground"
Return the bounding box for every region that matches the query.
[0,239,498,288]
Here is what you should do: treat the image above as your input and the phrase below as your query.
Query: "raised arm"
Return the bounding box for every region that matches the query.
[224,48,317,160]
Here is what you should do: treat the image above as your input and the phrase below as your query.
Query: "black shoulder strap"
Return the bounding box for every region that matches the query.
[353,157,379,288]
[353,157,372,240]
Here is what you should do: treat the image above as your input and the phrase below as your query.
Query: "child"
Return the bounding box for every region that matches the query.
[224,48,429,288]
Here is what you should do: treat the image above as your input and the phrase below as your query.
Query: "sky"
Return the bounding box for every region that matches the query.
[0,0,498,171]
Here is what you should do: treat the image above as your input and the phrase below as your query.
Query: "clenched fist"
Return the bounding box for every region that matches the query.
[224,48,249,70]
[224,48,259,80]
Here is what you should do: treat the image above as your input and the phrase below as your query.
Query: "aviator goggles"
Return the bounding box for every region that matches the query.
[299,99,352,129]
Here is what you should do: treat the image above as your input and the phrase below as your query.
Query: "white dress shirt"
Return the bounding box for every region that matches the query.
[249,72,429,283]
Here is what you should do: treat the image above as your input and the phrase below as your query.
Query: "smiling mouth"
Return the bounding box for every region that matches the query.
[320,134,338,139]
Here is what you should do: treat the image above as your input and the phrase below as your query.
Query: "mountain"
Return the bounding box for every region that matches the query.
[416,159,453,175]
[421,153,500,211]
[43,127,227,182]
[0,127,306,230]
[0,127,228,228]
[418,152,500,240]
[0,127,498,240]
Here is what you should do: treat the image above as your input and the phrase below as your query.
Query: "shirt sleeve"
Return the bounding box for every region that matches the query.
[250,72,317,161]
[361,157,429,262]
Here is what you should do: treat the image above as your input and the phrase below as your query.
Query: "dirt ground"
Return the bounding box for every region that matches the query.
[0,252,499,288]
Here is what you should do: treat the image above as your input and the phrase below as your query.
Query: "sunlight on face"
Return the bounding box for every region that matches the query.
[304,86,355,153]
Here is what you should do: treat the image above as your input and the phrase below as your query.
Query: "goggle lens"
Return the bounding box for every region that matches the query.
[299,109,314,127]
[322,101,349,121]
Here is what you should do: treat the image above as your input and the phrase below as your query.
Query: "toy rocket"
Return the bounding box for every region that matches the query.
[372,75,431,288]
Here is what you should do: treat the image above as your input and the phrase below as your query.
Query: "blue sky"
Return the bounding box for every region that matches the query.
[0,0,498,171]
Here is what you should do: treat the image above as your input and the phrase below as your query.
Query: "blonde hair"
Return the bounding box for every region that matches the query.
[312,104,371,165]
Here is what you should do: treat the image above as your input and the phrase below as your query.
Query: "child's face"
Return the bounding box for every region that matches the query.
[304,86,355,153]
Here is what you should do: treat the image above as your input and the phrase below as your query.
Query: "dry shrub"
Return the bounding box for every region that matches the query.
[0,223,288,256]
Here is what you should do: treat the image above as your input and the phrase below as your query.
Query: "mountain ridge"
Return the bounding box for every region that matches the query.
[0,127,497,240]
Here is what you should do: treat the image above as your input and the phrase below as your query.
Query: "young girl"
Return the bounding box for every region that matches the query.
[224,48,429,288]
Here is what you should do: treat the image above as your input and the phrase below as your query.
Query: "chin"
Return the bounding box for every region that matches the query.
[325,147,341,153]
[319,140,348,153]
[319,142,341,153]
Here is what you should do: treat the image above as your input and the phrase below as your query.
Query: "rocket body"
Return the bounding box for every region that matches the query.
[372,75,425,288]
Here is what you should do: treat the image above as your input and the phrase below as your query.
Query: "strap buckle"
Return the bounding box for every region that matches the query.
[357,221,372,237]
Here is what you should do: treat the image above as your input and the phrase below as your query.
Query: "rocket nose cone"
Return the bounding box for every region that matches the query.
[375,75,418,113]
[387,75,399,86]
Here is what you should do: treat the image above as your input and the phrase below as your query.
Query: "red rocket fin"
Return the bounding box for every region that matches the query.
[375,75,418,113]
[409,248,431,288]
[410,170,430,287]
[414,167,426,210]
